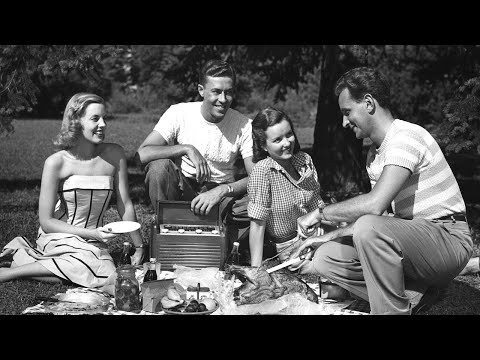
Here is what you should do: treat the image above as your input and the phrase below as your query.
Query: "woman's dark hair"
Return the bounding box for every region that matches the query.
[198,59,236,86]
[334,67,391,109]
[53,93,105,150]
[251,106,301,163]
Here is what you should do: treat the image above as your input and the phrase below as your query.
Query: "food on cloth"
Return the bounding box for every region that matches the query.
[229,264,318,305]
[166,297,218,313]
[173,265,219,289]
[161,296,184,309]
[57,291,110,306]
[44,301,109,314]
[43,290,111,314]
[200,297,217,311]
[167,287,182,301]
[115,277,141,312]
[186,285,211,300]
[160,285,186,309]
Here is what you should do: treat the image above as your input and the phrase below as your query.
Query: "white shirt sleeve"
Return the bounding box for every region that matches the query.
[239,119,253,159]
[152,105,179,144]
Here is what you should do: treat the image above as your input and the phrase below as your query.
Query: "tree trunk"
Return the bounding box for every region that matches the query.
[311,45,369,196]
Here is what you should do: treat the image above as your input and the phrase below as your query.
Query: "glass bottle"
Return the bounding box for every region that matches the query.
[224,241,240,280]
[143,257,158,282]
[119,241,132,266]
[115,265,141,313]
[154,258,162,279]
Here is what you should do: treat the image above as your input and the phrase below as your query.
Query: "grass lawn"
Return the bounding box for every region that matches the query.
[1,117,479,315]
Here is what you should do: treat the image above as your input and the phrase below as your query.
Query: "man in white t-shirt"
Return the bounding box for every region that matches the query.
[136,60,254,252]
[290,67,473,315]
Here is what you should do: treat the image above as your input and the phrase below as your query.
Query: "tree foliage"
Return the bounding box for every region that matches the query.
[3,44,480,194]
[0,45,123,135]
[438,76,480,156]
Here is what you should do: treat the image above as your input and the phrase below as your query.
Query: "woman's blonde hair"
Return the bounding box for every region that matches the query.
[53,92,105,150]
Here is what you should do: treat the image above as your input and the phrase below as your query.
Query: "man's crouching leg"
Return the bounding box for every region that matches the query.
[144,159,183,213]
[300,236,369,302]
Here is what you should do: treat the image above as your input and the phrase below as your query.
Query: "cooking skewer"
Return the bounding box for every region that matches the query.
[265,247,313,273]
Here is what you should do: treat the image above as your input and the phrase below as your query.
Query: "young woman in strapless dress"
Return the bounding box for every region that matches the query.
[0,93,145,288]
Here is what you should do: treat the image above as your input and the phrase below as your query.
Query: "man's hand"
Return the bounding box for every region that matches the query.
[186,146,211,184]
[287,235,326,271]
[190,186,226,216]
[297,209,322,238]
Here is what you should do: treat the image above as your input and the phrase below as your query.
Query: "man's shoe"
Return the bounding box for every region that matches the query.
[411,286,445,315]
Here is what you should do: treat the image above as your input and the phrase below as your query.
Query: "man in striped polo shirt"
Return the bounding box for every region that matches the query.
[291,67,473,315]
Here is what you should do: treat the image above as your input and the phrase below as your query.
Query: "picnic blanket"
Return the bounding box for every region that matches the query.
[23,269,369,315]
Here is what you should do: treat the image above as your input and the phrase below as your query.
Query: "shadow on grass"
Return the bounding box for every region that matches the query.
[423,276,480,315]
[0,179,41,191]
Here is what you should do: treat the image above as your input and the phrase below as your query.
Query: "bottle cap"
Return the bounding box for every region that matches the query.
[233,242,239,246]
[149,258,156,262]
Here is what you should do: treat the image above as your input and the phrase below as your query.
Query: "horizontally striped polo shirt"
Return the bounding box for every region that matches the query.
[366,119,465,220]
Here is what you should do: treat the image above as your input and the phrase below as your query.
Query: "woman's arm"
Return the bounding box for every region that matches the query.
[113,144,145,264]
[38,154,113,241]
[249,219,266,267]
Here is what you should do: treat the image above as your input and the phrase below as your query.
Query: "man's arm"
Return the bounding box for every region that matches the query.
[190,156,254,215]
[136,131,189,165]
[136,130,211,183]
[220,155,254,197]
[298,165,412,232]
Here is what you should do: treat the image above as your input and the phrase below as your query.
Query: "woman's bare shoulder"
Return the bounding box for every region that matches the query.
[44,150,66,168]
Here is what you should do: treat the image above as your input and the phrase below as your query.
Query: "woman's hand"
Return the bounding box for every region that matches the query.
[131,247,144,265]
[93,227,118,242]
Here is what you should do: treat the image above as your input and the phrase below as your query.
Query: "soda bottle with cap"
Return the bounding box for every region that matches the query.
[143,258,158,282]
[119,242,132,266]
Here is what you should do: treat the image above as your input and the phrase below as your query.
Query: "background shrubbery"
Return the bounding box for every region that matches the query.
[3,45,480,195]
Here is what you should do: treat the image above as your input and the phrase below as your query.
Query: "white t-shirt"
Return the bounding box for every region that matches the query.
[153,101,253,184]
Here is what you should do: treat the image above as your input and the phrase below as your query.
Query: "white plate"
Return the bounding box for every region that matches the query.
[102,221,141,234]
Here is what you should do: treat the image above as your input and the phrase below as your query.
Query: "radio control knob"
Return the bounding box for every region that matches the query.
[212,230,219,234]
[196,229,203,234]
[178,228,185,233]
[161,228,169,233]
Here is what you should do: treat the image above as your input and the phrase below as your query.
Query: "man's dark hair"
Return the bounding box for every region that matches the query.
[334,67,391,109]
[198,59,236,86]
[251,106,301,163]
